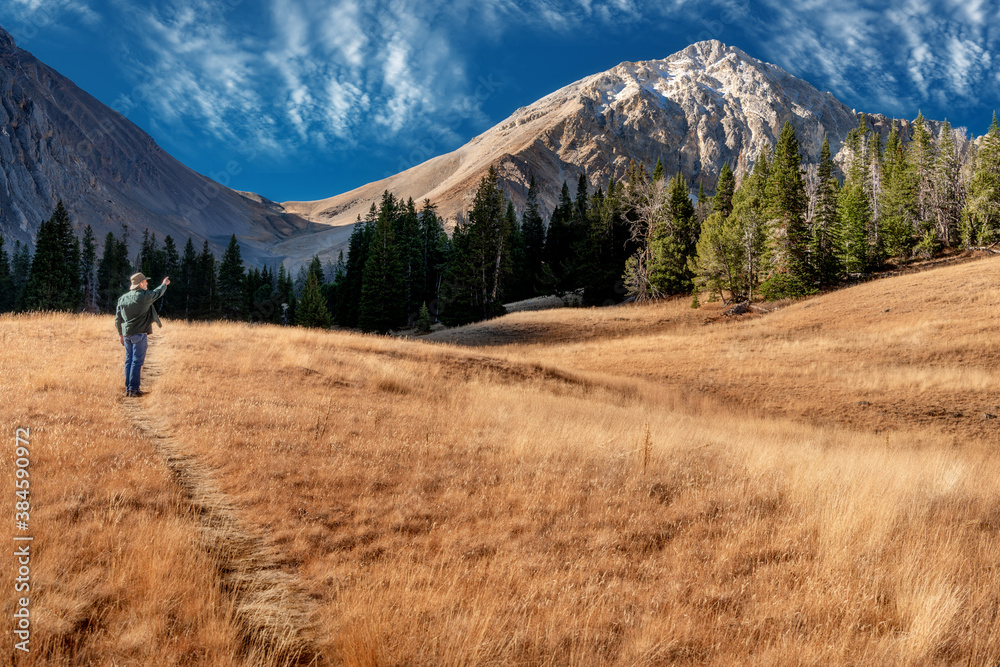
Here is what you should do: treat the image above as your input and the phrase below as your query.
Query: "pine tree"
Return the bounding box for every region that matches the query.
[248,265,280,323]
[217,235,245,320]
[962,112,1000,246]
[301,255,335,321]
[161,235,178,274]
[333,251,346,281]
[327,252,346,321]
[651,158,665,183]
[97,229,128,313]
[575,173,589,222]
[520,176,546,297]
[244,266,264,321]
[294,265,308,298]
[764,122,812,293]
[10,241,32,311]
[417,200,449,316]
[728,151,772,300]
[440,216,478,324]
[880,121,917,257]
[440,166,513,324]
[21,201,82,311]
[865,115,884,236]
[838,122,876,273]
[648,172,697,294]
[505,200,530,302]
[80,225,98,313]
[812,136,842,284]
[695,180,712,223]
[139,229,157,281]
[358,191,406,333]
[838,178,871,273]
[713,162,735,219]
[191,241,217,319]
[307,255,325,284]
[158,235,179,315]
[276,264,296,324]
[554,173,592,291]
[178,238,198,318]
[415,302,432,333]
[579,177,634,306]
[933,121,963,248]
[910,111,937,233]
[733,150,771,217]
[55,200,82,311]
[0,236,14,313]
[295,273,332,328]
[543,181,575,292]
[336,208,376,327]
[395,197,423,319]
[690,210,746,303]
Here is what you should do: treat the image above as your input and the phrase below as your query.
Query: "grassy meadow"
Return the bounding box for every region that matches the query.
[2,254,1000,665]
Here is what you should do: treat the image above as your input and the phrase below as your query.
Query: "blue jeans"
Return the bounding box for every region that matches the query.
[124,333,148,392]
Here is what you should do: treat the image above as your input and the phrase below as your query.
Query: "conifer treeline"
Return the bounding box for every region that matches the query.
[3,112,999,326]
[0,203,297,324]
[689,113,1000,304]
[327,166,639,332]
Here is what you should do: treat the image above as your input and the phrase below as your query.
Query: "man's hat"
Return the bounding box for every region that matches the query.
[129,272,148,290]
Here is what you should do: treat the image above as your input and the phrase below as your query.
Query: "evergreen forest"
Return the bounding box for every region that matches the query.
[3,113,999,330]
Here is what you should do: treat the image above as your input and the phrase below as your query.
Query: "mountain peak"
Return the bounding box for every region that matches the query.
[285,39,873,252]
[676,39,743,61]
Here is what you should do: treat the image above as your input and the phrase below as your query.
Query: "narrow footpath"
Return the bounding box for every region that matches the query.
[121,332,324,666]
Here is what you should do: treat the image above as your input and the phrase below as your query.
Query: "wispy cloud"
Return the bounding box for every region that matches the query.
[102,0,523,159]
[7,0,99,22]
[108,0,278,153]
[744,0,999,119]
[1,0,101,42]
[6,0,997,165]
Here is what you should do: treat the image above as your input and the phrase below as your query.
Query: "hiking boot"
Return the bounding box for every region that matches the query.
[132,390,145,397]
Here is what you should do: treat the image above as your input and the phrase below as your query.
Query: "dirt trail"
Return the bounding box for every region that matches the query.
[121,332,324,666]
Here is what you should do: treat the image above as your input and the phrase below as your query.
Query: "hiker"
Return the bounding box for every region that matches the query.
[115,272,170,397]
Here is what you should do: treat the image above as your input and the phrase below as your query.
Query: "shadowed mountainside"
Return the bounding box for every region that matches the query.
[0,25,316,264]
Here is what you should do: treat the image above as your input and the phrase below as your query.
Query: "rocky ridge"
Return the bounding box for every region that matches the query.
[280,40,960,265]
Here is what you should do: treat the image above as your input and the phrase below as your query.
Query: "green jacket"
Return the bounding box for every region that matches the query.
[115,284,167,336]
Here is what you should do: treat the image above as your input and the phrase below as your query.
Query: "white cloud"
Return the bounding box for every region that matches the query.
[4,0,101,31]
[320,0,367,69]
[115,0,269,149]
[18,0,996,164]
[102,0,523,158]
[747,0,999,116]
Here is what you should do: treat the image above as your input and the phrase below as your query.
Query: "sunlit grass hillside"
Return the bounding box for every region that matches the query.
[2,254,999,665]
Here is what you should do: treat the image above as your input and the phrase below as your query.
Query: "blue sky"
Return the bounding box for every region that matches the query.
[1,0,998,203]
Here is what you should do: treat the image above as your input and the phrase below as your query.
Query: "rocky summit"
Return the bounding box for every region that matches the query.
[281,40,955,265]
[0,32,958,268]
[0,25,311,263]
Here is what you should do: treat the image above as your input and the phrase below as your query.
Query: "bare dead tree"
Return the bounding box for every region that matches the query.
[623,175,669,301]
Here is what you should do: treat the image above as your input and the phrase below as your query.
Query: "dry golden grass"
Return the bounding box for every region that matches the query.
[431,254,1000,444]
[3,254,1000,665]
[0,314,246,665]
